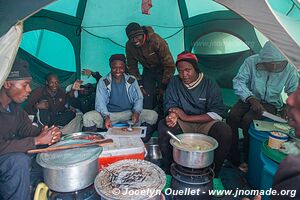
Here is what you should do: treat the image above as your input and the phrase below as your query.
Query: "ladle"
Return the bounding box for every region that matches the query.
[166,131,182,144]
[127,120,134,132]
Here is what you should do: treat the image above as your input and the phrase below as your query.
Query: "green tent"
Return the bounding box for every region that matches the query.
[1,0,299,106]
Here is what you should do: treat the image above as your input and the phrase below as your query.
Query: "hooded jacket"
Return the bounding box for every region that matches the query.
[233,41,299,108]
[125,26,175,86]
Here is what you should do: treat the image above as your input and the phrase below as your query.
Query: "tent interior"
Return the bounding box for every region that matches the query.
[1,0,299,107]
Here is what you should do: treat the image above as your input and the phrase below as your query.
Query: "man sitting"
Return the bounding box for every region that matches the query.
[24,73,82,134]
[82,54,158,142]
[0,59,61,200]
[157,51,232,177]
[227,41,299,171]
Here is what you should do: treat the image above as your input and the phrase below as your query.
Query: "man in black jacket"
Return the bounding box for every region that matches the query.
[0,59,61,200]
[157,51,232,176]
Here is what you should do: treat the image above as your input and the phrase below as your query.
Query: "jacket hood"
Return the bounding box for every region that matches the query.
[143,26,155,36]
[259,41,286,63]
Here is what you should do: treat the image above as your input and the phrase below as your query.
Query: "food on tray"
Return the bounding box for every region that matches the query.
[273,123,290,132]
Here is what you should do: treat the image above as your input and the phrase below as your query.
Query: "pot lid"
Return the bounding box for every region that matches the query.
[36,140,102,169]
[95,159,166,200]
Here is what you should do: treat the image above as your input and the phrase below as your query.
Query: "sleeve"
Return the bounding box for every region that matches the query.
[92,72,102,83]
[164,77,180,113]
[232,58,254,102]
[206,80,227,119]
[126,42,142,82]
[155,36,176,86]
[24,87,43,114]
[131,79,144,114]
[0,111,41,154]
[284,65,299,96]
[95,80,110,117]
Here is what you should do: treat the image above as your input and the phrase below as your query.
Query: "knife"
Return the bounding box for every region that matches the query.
[262,111,287,123]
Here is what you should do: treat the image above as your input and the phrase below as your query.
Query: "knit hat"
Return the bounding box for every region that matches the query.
[126,22,144,39]
[109,54,126,65]
[176,51,200,73]
[7,58,32,81]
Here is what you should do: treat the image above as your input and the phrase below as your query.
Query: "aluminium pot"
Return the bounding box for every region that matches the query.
[36,140,102,192]
[170,133,218,169]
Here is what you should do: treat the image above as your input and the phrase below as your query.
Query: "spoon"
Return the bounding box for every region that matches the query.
[166,131,182,144]
[127,120,134,132]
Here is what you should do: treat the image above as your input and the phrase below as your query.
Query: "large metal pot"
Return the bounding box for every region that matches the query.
[36,140,102,192]
[95,159,166,200]
[170,133,218,169]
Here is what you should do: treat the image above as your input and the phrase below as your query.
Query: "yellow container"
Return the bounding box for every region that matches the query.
[268,131,288,150]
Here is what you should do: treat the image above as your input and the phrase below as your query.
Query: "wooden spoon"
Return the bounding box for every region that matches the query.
[27,138,113,154]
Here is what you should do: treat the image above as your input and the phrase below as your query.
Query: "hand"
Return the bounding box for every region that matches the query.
[140,86,149,97]
[35,126,61,145]
[242,195,261,200]
[104,117,112,129]
[249,98,265,115]
[72,79,84,91]
[131,112,140,124]
[169,107,187,120]
[82,69,93,78]
[166,112,178,128]
[36,100,49,110]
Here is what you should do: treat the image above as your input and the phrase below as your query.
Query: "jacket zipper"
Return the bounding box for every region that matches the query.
[263,74,270,101]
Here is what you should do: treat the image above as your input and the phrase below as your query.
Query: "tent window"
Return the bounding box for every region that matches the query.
[192,32,250,55]
[185,0,227,18]
[43,0,79,17]
[20,30,76,72]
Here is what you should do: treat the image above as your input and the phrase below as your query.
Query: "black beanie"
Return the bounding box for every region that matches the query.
[126,22,144,39]
[7,58,32,81]
[109,54,127,65]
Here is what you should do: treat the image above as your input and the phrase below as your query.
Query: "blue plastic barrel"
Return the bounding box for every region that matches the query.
[260,152,279,200]
[247,123,269,189]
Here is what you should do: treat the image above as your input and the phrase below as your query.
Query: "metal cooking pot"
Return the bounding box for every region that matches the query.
[36,140,102,192]
[170,133,218,169]
[145,137,162,160]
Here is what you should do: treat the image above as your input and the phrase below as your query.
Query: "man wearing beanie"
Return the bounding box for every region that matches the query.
[157,52,232,181]
[227,41,299,172]
[125,22,175,112]
[82,54,158,142]
[0,58,61,200]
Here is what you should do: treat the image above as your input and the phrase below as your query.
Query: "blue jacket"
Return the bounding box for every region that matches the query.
[95,73,143,117]
[233,42,299,108]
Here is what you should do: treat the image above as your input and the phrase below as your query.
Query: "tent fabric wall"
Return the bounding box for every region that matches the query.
[0,23,23,88]
[215,0,300,70]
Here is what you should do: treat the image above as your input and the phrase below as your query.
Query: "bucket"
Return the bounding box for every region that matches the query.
[268,131,288,150]
[247,123,269,189]
[260,152,279,200]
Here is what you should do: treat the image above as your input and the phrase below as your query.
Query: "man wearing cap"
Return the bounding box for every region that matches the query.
[158,51,232,177]
[227,41,299,171]
[82,54,158,142]
[0,59,61,200]
[125,22,175,111]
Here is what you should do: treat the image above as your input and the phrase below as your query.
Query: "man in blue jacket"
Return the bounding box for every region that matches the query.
[82,54,158,142]
[227,41,299,170]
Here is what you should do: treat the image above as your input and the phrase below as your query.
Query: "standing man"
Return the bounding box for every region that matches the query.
[125,22,175,112]
[0,59,61,200]
[82,54,158,142]
[227,41,299,171]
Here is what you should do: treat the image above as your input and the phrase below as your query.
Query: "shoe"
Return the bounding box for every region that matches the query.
[213,178,225,197]
[238,162,248,173]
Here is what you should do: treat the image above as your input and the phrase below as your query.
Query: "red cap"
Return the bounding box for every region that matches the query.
[176,52,198,63]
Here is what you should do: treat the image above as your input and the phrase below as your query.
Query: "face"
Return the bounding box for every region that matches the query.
[46,76,59,92]
[286,84,300,137]
[5,80,32,103]
[111,60,126,80]
[177,61,198,85]
[129,34,144,47]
